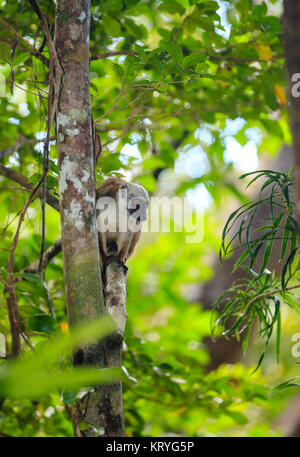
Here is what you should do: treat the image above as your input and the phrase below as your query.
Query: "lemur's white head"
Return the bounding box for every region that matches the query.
[118,182,149,222]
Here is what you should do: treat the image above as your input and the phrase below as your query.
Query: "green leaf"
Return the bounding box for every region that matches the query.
[260,118,283,138]
[102,16,121,37]
[259,234,275,275]
[232,249,249,273]
[281,219,291,261]
[12,52,31,67]
[62,389,77,404]
[273,377,300,391]
[281,248,298,290]
[244,172,267,189]
[252,319,274,374]
[196,1,220,13]
[27,314,57,334]
[252,2,268,18]
[1,366,122,400]
[242,322,252,354]
[13,315,116,373]
[16,276,50,305]
[124,18,148,39]
[223,315,245,336]
[182,53,206,68]
[124,54,140,85]
[125,4,149,16]
[0,42,11,63]
[135,44,147,62]
[161,40,183,65]
[225,410,248,425]
[158,0,185,15]
[0,317,118,399]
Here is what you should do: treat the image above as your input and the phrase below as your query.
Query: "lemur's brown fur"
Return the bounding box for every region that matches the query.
[96,178,149,269]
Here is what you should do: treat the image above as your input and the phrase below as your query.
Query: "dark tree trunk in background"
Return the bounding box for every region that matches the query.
[54,0,125,436]
[280,0,300,437]
[283,0,300,234]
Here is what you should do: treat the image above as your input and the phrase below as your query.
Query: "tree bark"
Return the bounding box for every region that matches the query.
[54,0,126,436]
[55,0,105,355]
[82,260,127,436]
[283,0,300,233]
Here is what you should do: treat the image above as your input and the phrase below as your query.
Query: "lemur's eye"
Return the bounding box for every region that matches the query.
[128,201,140,215]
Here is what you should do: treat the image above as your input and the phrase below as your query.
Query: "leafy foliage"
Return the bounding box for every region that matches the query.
[0,0,298,437]
[213,170,300,369]
[0,316,121,399]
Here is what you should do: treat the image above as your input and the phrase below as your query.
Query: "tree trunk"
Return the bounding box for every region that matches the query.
[54,0,126,436]
[55,0,105,365]
[283,0,300,233]
[82,260,127,436]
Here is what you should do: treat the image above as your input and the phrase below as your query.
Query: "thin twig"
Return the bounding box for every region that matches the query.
[29,0,64,127]
[96,106,186,127]
[4,2,63,351]
[91,50,136,60]
[29,0,56,275]
[0,18,49,66]
[0,135,46,160]
[0,164,59,212]
[24,240,62,274]
[6,169,50,357]
[241,284,300,318]
[90,49,284,64]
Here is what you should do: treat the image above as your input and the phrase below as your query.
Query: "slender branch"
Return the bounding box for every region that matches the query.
[94,79,193,130]
[241,284,300,318]
[0,18,49,66]
[64,403,83,437]
[5,291,21,357]
[29,0,64,129]
[23,240,62,274]
[91,49,284,64]
[91,50,136,60]
[20,331,35,351]
[208,55,284,63]
[0,162,60,333]
[28,0,63,276]
[0,37,36,58]
[94,79,168,122]
[0,164,59,212]
[0,135,45,160]
[96,105,186,127]
[6,165,51,357]
[3,241,62,322]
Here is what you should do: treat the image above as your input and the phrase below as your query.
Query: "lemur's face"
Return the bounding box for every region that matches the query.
[128,196,148,221]
[120,183,149,222]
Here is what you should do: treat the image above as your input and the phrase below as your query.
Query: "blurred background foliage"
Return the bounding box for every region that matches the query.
[0,0,300,437]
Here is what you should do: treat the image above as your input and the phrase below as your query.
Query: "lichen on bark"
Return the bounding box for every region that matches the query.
[55,0,104,329]
[55,0,127,437]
